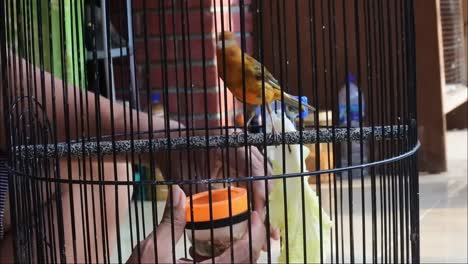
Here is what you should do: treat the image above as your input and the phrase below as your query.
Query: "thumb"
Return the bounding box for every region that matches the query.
[156,185,187,243]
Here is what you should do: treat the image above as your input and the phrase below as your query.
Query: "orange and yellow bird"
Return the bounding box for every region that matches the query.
[216,31,316,134]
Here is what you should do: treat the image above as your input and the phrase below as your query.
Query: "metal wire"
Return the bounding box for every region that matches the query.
[14,125,409,159]
[1,0,420,263]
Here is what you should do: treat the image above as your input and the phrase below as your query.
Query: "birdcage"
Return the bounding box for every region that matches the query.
[1,0,420,263]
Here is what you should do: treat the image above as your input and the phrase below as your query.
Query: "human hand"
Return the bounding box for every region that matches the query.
[160,135,279,241]
[167,146,270,211]
[126,185,187,264]
[126,185,270,264]
[222,147,280,241]
[198,146,279,241]
[179,211,267,264]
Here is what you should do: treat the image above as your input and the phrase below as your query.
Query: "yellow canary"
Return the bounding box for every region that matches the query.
[216,31,316,133]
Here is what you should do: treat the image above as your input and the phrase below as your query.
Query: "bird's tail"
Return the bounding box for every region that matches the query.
[282,93,316,112]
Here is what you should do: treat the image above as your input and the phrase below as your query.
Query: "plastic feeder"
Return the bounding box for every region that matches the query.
[185,187,249,258]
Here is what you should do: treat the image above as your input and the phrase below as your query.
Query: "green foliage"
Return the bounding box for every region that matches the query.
[8,0,86,89]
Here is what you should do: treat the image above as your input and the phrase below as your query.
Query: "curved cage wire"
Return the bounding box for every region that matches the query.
[1,0,419,263]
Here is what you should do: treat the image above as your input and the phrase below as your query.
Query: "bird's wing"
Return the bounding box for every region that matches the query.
[245,55,282,90]
[245,55,317,112]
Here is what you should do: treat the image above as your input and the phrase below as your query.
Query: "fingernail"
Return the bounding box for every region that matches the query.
[250,211,259,223]
[169,186,182,208]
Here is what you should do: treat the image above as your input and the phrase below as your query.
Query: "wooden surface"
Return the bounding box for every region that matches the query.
[415,0,448,173]
[306,143,335,184]
[259,0,449,173]
[464,0,468,84]
[259,0,368,112]
[444,84,468,114]
[301,111,335,184]
[459,0,467,84]
[446,101,468,129]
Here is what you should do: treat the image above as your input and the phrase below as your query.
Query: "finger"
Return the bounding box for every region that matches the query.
[204,211,267,263]
[249,147,263,162]
[250,211,268,257]
[246,211,268,261]
[156,185,187,244]
[209,149,223,180]
[271,227,280,240]
[252,181,266,218]
[249,149,272,210]
[189,247,212,262]
[250,147,273,176]
[196,212,268,264]
[176,259,193,264]
[261,227,281,252]
[251,180,273,223]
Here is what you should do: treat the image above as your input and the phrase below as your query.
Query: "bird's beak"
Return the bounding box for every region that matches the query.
[216,38,236,49]
[216,39,224,49]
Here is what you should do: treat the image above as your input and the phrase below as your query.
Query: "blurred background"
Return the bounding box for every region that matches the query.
[1,0,466,262]
[414,0,467,262]
[110,0,468,262]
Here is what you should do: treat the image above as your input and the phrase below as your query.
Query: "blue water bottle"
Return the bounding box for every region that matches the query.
[338,73,368,177]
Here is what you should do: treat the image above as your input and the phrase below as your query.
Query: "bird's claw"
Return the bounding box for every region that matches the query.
[267,129,278,145]
[270,125,292,153]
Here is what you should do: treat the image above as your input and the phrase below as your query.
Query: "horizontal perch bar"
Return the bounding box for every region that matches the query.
[14,125,408,159]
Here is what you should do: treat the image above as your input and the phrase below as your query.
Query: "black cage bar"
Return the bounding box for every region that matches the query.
[1,0,419,263]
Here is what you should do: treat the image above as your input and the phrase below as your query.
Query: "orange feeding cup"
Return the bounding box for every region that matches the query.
[185,187,250,258]
[185,187,248,222]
